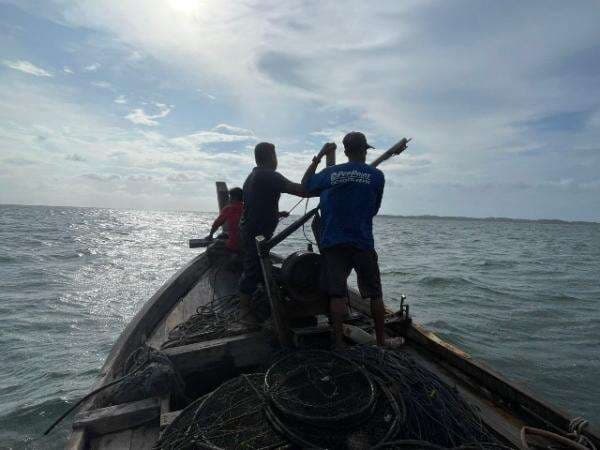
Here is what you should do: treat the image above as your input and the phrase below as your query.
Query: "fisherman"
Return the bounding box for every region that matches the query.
[238,142,306,319]
[302,132,410,347]
[206,187,244,252]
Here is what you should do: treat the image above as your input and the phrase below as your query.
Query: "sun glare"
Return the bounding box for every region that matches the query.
[169,0,200,15]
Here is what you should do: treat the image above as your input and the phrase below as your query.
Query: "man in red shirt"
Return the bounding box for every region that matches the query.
[207,187,243,252]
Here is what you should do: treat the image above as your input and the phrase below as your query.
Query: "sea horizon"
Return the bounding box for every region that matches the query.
[2,202,599,226]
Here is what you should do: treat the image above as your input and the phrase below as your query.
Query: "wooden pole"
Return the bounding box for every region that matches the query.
[215,181,229,231]
[256,236,290,346]
[326,148,336,167]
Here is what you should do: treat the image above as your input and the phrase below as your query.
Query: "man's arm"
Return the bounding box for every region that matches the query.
[370,138,411,168]
[301,142,337,188]
[374,175,385,215]
[207,210,227,238]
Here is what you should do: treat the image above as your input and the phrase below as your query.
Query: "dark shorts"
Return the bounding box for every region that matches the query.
[320,244,382,299]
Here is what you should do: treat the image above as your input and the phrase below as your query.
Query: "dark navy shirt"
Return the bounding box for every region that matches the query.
[306,162,384,250]
[240,167,292,238]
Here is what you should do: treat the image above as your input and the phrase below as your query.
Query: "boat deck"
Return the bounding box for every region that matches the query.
[72,251,599,450]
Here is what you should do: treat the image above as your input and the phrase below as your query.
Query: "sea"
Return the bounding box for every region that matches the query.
[1,204,599,449]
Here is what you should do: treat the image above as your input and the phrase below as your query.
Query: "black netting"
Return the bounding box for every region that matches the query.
[155,374,285,450]
[156,348,514,450]
[340,346,499,448]
[264,350,376,425]
[266,375,402,449]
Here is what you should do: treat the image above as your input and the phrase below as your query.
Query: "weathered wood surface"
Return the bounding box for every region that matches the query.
[404,323,600,447]
[89,429,133,450]
[73,398,159,435]
[403,345,524,447]
[66,430,86,450]
[129,424,159,450]
[160,411,181,430]
[163,332,271,374]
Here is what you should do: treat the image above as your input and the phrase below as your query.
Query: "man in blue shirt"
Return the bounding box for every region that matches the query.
[302,132,409,347]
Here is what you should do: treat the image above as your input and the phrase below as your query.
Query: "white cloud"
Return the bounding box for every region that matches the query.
[83,62,100,72]
[91,80,112,89]
[212,124,254,136]
[3,60,52,77]
[63,66,73,74]
[196,89,216,101]
[114,95,127,104]
[125,103,171,126]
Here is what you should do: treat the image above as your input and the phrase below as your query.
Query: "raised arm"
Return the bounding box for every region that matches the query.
[301,142,336,187]
[370,138,411,168]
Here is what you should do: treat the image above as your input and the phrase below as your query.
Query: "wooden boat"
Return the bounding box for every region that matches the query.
[65,182,600,450]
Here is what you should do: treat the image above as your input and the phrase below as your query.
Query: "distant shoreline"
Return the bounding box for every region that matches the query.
[378,214,599,225]
[1,203,598,225]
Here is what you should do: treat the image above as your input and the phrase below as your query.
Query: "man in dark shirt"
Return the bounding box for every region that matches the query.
[239,142,305,317]
[207,187,243,252]
[302,132,409,347]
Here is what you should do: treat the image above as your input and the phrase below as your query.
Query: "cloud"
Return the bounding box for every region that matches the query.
[125,103,171,126]
[91,80,112,89]
[196,90,216,101]
[63,66,73,74]
[114,95,127,104]
[80,173,121,182]
[83,62,100,72]
[166,172,193,183]
[3,1,600,219]
[65,153,86,162]
[212,124,254,136]
[3,60,52,77]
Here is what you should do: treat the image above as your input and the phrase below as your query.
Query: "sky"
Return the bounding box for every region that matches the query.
[1,1,599,220]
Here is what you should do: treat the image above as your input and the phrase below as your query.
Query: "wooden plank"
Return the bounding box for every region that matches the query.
[90,429,133,450]
[347,290,393,316]
[403,345,524,448]
[65,429,86,450]
[129,424,159,450]
[160,410,181,429]
[162,332,270,374]
[182,276,211,318]
[256,236,290,345]
[164,301,186,335]
[404,323,600,447]
[73,398,159,435]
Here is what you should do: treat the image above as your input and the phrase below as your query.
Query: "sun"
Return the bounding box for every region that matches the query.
[169,0,201,15]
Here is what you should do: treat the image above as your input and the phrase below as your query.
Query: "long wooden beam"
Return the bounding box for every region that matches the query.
[73,398,159,435]
[162,332,272,374]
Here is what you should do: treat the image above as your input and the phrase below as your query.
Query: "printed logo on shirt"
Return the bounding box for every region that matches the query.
[330,170,371,185]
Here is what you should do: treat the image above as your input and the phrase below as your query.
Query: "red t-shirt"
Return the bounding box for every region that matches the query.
[212,202,243,251]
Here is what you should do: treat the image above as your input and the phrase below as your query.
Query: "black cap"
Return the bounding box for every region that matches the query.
[342,132,373,152]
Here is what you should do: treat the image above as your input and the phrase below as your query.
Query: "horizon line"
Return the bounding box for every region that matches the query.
[1,202,598,225]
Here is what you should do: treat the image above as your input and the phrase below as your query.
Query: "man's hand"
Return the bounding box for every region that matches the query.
[278,211,290,218]
[204,234,214,241]
[317,142,337,161]
[386,137,411,156]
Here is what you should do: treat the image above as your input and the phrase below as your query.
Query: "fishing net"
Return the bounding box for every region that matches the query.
[371,441,446,449]
[339,346,500,448]
[265,374,402,449]
[157,347,512,450]
[264,350,376,425]
[160,290,272,350]
[96,346,186,407]
[156,374,285,450]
